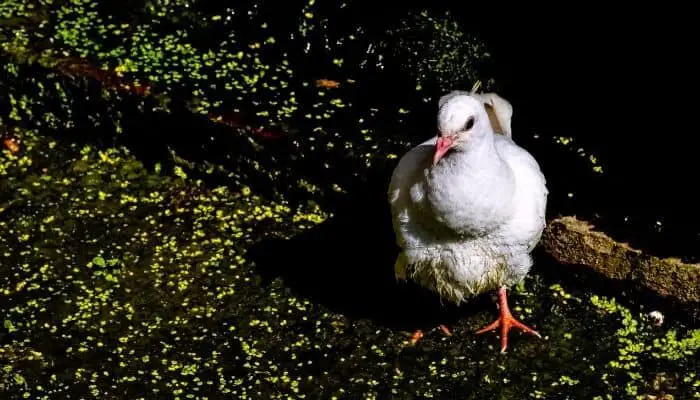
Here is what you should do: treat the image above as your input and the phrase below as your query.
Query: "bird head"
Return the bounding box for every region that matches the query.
[433,93,491,165]
[432,90,513,165]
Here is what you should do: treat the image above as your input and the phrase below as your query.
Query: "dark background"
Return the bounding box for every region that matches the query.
[468,9,699,260]
[379,5,699,259]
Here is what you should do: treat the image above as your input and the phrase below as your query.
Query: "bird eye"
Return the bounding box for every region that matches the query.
[464,117,475,130]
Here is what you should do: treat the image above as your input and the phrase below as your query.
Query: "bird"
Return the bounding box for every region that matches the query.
[387,89,548,353]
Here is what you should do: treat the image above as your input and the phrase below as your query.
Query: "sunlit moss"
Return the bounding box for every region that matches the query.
[0,127,339,397]
[590,295,700,397]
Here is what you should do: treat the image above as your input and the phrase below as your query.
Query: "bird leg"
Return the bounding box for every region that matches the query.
[475,286,541,353]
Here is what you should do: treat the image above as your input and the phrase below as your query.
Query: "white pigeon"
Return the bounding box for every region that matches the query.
[388,90,548,353]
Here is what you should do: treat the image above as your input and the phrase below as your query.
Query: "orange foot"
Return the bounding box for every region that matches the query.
[476,286,541,353]
[410,330,424,345]
[438,324,452,336]
[409,325,452,345]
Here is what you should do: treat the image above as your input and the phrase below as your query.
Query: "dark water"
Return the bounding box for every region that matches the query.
[462,9,700,263]
[1,1,698,399]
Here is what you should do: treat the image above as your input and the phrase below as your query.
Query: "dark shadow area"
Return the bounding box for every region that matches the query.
[248,165,495,332]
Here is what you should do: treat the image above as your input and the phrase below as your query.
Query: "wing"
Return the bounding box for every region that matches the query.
[387,137,441,250]
[494,135,548,251]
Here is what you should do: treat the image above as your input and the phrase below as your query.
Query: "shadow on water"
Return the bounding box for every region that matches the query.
[247,165,494,332]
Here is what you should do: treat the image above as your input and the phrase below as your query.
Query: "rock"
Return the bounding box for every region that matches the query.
[543,216,700,305]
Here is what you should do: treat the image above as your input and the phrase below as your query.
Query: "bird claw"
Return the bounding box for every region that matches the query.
[476,314,541,353]
[476,287,541,353]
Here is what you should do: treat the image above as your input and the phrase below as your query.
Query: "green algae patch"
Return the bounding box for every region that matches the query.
[1,130,698,399]
[0,129,334,398]
[383,9,493,96]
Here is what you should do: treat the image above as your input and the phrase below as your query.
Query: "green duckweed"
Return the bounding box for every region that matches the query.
[1,1,697,399]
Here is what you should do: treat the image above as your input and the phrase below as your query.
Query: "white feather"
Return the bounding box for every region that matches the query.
[388,92,547,304]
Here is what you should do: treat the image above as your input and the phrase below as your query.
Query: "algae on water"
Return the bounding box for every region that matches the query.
[1,1,698,399]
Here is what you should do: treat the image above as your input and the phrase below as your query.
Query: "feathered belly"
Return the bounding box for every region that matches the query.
[396,239,530,304]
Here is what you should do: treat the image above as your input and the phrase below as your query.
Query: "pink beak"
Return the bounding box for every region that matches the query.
[433,135,455,165]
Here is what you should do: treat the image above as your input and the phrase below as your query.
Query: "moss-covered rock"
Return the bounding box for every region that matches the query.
[544,216,700,305]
